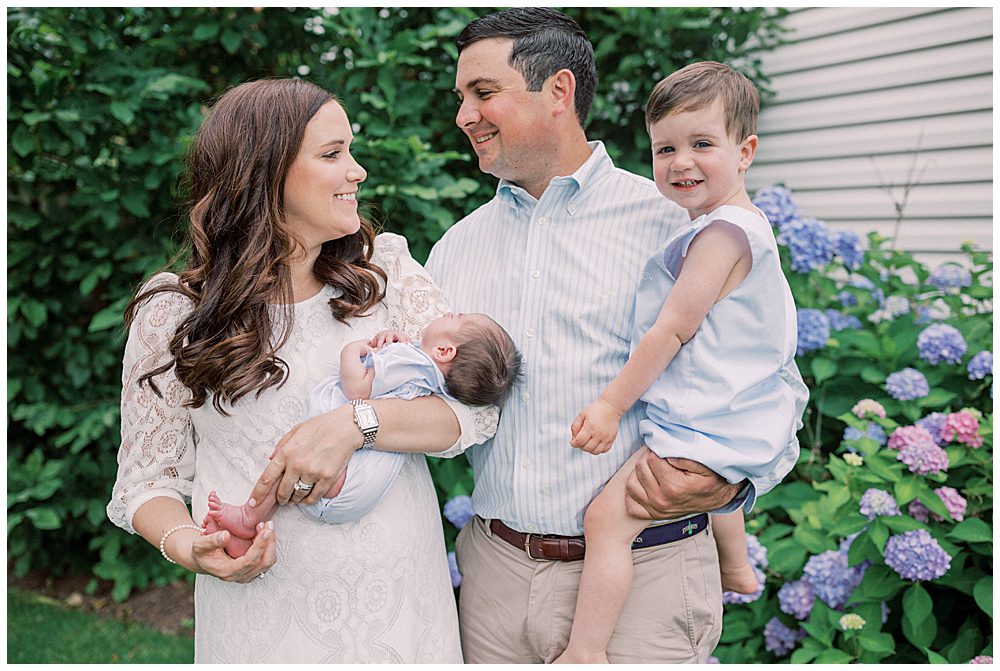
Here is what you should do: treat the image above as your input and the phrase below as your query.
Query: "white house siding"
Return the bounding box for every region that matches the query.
[748,7,993,266]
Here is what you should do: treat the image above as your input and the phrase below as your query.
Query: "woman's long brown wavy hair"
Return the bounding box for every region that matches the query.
[125,79,387,414]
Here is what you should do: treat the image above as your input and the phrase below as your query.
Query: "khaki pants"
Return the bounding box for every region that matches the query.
[455,516,723,663]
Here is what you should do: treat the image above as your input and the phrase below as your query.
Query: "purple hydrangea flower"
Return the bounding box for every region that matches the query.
[723,564,765,604]
[942,410,984,448]
[777,578,815,620]
[859,488,901,519]
[706,656,721,664]
[778,217,837,273]
[908,499,931,523]
[915,412,950,446]
[753,185,800,229]
[883,530,951,581]
[917,323,967,365]
[746,533,768,569]
[797,308,830,355]
[443,495,475,529]
[826,309,862,332]
[885,368,930,401]
[968,351,993,380]
[802,550,865,610]
[843,422,888,448]
[970,656,994,664]
[933,486,967,522]
[763,617,806,656]
[837,290,858,307]
[447,550,462,587]
[881,602,891,624]
[927,264,972,292]
[833,230,865,270]
[897,437,949,475]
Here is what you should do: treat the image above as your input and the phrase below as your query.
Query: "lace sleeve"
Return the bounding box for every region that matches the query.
[371,233,498,457]
[106,273,196,534]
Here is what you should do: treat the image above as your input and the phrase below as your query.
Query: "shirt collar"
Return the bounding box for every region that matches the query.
[496,140,613,206]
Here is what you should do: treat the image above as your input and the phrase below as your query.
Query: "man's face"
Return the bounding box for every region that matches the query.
[454,38,554,188]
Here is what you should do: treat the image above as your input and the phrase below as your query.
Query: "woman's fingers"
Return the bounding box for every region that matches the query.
[249,455,287,506]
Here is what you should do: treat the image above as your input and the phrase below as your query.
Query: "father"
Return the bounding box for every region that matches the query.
[425,8,756,664]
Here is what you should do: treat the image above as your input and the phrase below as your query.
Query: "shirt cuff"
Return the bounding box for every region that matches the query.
[712,481,755,515]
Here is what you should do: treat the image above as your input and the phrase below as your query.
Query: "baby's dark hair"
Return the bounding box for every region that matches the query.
[446,317,523,407]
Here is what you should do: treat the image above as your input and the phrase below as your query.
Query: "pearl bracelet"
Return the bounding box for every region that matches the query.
[159,524,203,564]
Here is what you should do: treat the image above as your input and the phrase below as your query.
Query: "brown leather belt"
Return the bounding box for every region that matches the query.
[489,513,709,561]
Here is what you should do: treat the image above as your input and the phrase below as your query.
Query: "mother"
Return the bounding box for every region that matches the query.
[107,79,493,662]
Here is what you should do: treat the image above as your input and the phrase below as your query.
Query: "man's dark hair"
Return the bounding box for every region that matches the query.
[456,8,597,127]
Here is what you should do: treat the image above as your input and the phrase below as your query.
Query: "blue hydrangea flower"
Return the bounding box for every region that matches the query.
[746,533,768,569]
[968,351,993,380]
[802,550,865,610]
[447,550,462,587]
[897,438,949,475]
[915,299,952,325]
[885,368,929,401]
[443,495,475,529]
[883,530,951,581]
[915,412,949,446]
[753,185,800,230]
[843,422,887,449]
[837,290,858,307]
[868,295,910,324]
[778,217,837,273]
[797,309,830,355]
[777,578,814,620]
[826,309,862,332]
[859,488,901,519]
[763,617,806,656]
[927,264,972,292]
[917,324,967,365]
[833,230,865,270]
[723,564,765,604]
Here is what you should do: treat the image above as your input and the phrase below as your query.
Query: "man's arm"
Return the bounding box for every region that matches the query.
[624,454,748,520]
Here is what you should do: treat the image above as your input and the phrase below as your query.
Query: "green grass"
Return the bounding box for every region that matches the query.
[7,587,194,663]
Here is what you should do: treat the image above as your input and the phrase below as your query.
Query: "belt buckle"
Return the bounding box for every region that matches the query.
[523,533,547,561]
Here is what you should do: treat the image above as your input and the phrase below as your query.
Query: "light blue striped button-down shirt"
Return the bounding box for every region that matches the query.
[425,141,690,536]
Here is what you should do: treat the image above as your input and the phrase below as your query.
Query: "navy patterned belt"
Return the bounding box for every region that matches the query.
[488,513,709,561]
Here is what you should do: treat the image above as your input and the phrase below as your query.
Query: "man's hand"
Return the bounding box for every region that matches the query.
[570,399,623,454]
[369,330,412,349]
[625,452,744,520]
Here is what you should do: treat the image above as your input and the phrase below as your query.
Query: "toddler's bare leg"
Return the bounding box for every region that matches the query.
[714,509,759,594]
[553,448,651,664]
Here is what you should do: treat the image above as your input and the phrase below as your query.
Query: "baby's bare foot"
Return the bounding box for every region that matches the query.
[203,506,254,558]
[721,561,761,594]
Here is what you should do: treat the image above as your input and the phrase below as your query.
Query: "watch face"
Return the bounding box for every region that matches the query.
[355,405,378,430]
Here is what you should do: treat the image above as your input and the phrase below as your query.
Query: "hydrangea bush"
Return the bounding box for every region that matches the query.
[712,187,992,664]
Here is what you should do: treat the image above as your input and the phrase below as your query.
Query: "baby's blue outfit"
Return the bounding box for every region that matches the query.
[634,205,809,511]
[298,342,451,523]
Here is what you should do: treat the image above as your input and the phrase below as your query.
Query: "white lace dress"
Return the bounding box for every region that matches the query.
[107,233,495,662]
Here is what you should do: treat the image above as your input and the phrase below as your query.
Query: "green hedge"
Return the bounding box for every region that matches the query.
[7,7,785,601]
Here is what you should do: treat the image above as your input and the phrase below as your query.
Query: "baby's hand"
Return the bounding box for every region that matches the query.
[345,339,374,359]
[570,399,623,454]
[369,330,412,350]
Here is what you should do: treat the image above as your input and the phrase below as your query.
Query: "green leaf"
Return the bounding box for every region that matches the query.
[858,630,895,654]
[813,649,854,663]
[882,515,926,533]
[949,518,992,543]
[903,583,932,626]
[88,301,125,332]
[790,638,823,664]
[192,23,219,40]
[25,507,61,530]
[220,29,242,54]
[109,101,136,125]
[924,648,949,664]
[120,192,150,218]
[860,365,886,384]
[11,123,34,156]
[20,300,47,328]
[974,576,992,617]
[793,524,834,554]
[867,519,889,552]
[918,388,958,408]
[811,357,837,384]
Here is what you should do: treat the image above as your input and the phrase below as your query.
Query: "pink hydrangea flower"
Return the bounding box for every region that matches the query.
[851,399,886,419]
[941,410,983,448]
[933,486,967,522]
[888,425,936,451]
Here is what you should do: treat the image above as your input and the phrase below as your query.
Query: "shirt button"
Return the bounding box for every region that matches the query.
[521,392,530,402]
[537,217,548,226]
[526,524,538,533]
[531,270,540,279]
[525,329,535,338]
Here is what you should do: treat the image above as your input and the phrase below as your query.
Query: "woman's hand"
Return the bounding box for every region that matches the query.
[185,523,277,583]
[249,404,362,507]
